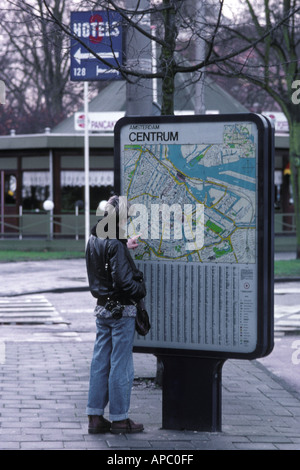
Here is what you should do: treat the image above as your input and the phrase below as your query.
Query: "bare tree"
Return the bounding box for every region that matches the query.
[3,0,300,253]
[35,0,298,112]
[5,0,297,120]
[210,0,300,257]
[0,0,83,133]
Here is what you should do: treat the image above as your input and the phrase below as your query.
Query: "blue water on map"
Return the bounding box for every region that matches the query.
[163,144,256,195]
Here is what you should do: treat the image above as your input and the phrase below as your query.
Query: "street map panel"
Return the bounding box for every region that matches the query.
[119,118,260,355]
[123,122,256,265]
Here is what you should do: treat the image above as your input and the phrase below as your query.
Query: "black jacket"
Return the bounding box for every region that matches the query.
[86,234,146,303]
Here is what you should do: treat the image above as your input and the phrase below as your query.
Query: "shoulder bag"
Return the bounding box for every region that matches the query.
[133,298,151,336]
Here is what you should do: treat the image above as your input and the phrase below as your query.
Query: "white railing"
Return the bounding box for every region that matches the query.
[0,210,296,240]
[0,210,98,240]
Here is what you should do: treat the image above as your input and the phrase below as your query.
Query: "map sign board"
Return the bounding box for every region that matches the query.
[114,114,274,359]
[70,11,122,81]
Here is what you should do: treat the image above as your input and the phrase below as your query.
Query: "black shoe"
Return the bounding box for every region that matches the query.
[88,415,111,434]
[110,418,144,434]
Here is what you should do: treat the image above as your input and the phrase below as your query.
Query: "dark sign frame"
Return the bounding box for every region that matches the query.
[114,113,274,361]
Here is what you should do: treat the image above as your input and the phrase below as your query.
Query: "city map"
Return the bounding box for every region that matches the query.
[123,123,257,265]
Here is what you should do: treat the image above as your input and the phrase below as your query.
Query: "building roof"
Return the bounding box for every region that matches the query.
[0,77,289,151]
[0,132,114,151]
[173,75,249,115]
[53,77,249,134]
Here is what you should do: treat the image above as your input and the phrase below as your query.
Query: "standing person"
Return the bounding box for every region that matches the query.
[85,195,146,434]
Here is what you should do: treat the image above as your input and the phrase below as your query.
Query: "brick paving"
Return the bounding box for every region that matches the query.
[0,259,299,451]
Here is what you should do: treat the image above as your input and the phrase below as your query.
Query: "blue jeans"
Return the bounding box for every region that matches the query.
[86,316,136,421]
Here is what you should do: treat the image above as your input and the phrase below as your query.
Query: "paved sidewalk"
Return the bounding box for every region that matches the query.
[0,259,300,451]
[0,259,89,297]
[1,341,300,451]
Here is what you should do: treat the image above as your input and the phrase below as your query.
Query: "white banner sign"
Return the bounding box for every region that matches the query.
[75,112,124,132]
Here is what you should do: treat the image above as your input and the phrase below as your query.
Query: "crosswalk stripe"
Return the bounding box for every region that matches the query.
[0,341,5,364]
[0,295,81,343]
[0,295,68,325]
[274,305,300,335]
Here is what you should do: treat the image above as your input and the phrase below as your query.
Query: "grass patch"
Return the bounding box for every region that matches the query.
[274,259,300,278]
[0,250,85,262]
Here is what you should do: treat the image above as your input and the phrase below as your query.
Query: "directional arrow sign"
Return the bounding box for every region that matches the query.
[73,47,120,65]
[70,11,122,81]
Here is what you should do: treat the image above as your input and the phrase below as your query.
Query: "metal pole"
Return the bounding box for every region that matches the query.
[19,205,22,240]
[75,205,79,241]
[84,81,90,247]
[0,171,4,236]
[49,149,54,239]
[151,25,158,105]
[125,0,152,116]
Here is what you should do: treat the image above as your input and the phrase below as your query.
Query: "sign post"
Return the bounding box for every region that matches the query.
[70,11,122,246]
[84,81,90,247]
[114,113,274,431]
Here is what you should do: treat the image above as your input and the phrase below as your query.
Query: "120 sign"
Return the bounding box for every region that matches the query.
[73,68,86,77]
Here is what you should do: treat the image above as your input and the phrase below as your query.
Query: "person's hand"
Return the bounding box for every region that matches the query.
[127,234,141,249]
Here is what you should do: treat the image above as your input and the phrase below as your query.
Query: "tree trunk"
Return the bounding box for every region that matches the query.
[160,0,177,115]
[289,118,300,259]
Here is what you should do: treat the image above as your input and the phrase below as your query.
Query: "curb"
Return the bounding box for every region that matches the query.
[2,277,300,298]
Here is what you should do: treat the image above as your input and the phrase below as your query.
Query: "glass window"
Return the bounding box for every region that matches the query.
[61,185,114,212]
[60,171,114,212]
[4,174,17,205]
[22,171,50,210]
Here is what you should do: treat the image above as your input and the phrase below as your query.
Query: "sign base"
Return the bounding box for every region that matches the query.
[160,355,226,432]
